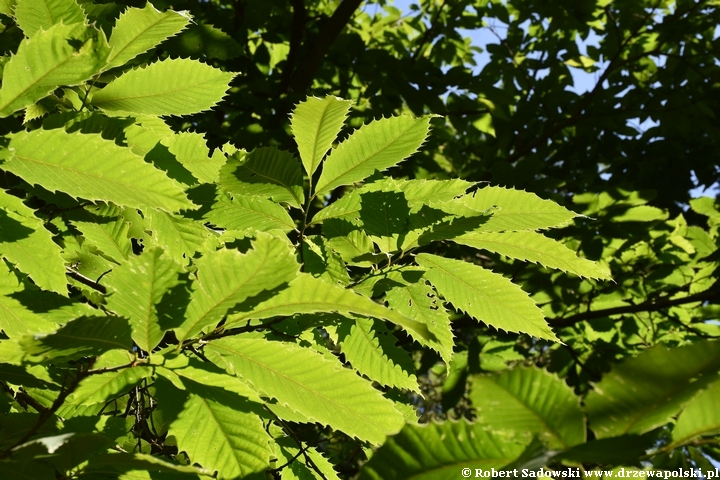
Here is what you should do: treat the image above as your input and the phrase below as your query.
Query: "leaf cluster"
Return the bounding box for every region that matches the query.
[0,0,719,478]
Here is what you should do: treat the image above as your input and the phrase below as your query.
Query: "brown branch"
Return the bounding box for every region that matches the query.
[66,267,107,294]
[411,0,448,61]
[233,0,245,31]
[286,0,363,93]
[550,287,720,328]
[0,382,48,414]
[280,0,307,91]
[268,443,310,474]
[263,405,327,479]
[86,359,140,376]
[0,363,93,459]
[183,317,288,348]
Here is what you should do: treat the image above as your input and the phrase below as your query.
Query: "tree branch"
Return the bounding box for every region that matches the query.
[502,0,665,165]
[66,267,107,294]
[411,0,448,61]
[286,0,363,93]
[280,0,307,91]
[263,405,327,479]
[0,363,92,459]
[550,287,720,328]
[233,0,245,31]
[1,381,48,414]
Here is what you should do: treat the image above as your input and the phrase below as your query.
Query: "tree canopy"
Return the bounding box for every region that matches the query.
[0,0,719,478]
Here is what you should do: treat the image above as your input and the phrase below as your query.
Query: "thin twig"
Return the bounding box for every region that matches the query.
[411,0,448,61]
[550,287,720,328]
[0,362,92,458]
[263,405,327,479]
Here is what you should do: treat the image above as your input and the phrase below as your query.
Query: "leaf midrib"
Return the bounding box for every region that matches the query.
[209,341,390,436]
[74,369,132,404]
[178,248,274,343]
[212,196,295,230]
[308,100,342,174]
[0,36,89,115]
[51,333,128,350]
[617,355,720,435]
[74,219,130,262]
[0,296,47,334]
[348,320,417,390]
[9,153,179,204]
[421,255,535,321]
[457,232,605,278]
[194,395,245,474]
[107,10,181,67]
[317,119,421,194]
[485,376,568,449]
[93,70,228,105]
[237,161,303,207]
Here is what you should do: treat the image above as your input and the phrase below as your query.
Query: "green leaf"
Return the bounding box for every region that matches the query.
[20,316,132,361]
[205,337,405,444]
[145,209,212,262]
[416,254,557,342]
[439,186,580,232]
[385,282,454,365]
[311,178,476,253]
[452,231,611,279]
[83,452,209,477]
[613,205,668,222]
[14,0,86,37]
[204,192,296,233]
[70,204,132,264]
[315,115,432,196]
[469,367,585,449]
[218,147,304,208]
[276,438,340,480]
[335,318,419,392]
[585,340,720,439]
[404,209,489,249]
[106,3,191,69]
[0,459,68,479]
[68,366,152,406]
[554,434,657,465]
[324,221,375,266]
[672,379,720,446]
[0,0,15,17]
[359,190,410,253]
[0,23,108,117]
[0,189,67,295]
[225,274,432,343]
[91,58,236,116]
[157,379,272,479]
[690,196,720,225]
[158,356,261,401]
[302,235,352,286]
[23,101,52,124]
[103,248,182,352]
[312,178,471,225]
[0,262,57,338]
[123,115,174,156]
[290,96,352,178]
[165,132,225,184]
[395,178,474,212]
[4,129,195,212]
[174,233,299,344]
[358,419,529,480]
